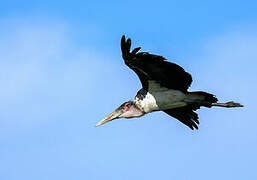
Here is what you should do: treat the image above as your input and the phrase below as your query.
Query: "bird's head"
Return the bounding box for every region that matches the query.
[96,101,144,127]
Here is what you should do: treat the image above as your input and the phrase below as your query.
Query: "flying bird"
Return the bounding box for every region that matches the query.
[96,35,243,130]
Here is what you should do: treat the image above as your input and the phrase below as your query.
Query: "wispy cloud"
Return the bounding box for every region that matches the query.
[0,18,110,133]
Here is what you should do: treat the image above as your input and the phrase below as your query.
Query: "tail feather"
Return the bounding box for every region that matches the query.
[188,91,218,108]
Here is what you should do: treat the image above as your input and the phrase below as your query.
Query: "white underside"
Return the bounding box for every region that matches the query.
[134,81,188,113]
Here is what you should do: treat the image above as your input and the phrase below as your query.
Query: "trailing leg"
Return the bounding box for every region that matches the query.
[211,101,243,108]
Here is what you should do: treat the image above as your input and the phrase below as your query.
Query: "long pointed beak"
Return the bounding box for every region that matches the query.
[96,109,122,127]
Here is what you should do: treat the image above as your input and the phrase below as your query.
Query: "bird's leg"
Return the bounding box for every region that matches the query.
[211,101,243,108]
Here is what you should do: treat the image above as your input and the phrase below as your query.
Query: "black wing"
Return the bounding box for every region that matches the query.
[164,91,217,130]
[121,35,192,92]
[164,106,200,130]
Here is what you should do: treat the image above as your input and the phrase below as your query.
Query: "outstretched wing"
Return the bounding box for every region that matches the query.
[121,35,192,92]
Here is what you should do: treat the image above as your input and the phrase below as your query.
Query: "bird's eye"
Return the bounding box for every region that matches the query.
[124,103,131,109]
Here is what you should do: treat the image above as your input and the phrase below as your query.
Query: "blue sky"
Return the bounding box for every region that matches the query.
[0,1,257,180]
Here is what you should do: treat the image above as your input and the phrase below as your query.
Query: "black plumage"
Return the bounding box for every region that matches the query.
[121,35,192,92]
[164,92,217,129]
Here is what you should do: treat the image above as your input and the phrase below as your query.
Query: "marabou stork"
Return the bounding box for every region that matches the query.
[96,35,243,130]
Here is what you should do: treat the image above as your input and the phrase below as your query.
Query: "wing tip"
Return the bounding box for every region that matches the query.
[121,35,135,60]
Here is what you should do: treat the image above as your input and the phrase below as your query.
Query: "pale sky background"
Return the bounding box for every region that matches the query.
[0,1,257,180]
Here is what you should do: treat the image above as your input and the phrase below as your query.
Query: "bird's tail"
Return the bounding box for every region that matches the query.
[187,91,218,108]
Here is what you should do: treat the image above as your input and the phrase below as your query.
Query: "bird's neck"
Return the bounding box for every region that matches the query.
[134,89,160,113]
